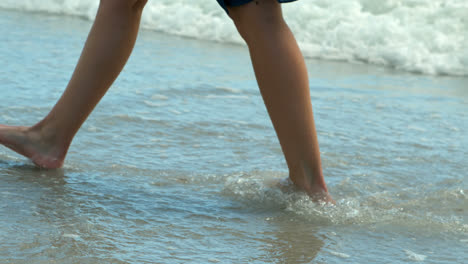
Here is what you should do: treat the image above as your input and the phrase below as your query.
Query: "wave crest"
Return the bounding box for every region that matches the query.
[1,0,467,76]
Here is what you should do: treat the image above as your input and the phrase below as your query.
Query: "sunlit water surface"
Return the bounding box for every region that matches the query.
[1,10,467,264]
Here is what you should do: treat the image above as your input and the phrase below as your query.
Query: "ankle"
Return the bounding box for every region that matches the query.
[289,161,328,193]
[30,122,69,151]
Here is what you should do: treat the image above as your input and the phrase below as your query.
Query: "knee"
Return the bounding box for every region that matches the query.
[99,0,147,14]
[228,0,285,44]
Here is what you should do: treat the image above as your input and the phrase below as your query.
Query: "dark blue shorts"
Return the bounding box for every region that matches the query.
[217,0,298,13]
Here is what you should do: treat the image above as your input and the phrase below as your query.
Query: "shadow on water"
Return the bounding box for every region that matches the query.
[264,216,324,264]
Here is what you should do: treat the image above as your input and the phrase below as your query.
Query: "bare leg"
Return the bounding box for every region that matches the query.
[228,0,333,202]
[0,0,147,168]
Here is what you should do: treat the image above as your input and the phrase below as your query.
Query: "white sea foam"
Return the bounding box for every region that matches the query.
[329,251,351,259]
[404,249,427,262]
[62,233,80,239]
[1,0,467,76]
[150,94,169,100]
[216,171,468,234]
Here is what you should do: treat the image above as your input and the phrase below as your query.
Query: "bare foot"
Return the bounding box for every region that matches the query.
[304,185,335,205]
[289,163,335,204]
[275,177,335,204]
[0,125,66,169]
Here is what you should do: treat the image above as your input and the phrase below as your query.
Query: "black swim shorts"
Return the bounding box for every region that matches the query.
[217,0,298,13]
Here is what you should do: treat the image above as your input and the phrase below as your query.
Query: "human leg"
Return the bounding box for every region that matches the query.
[0,0,148,168]
[227,0,333,202]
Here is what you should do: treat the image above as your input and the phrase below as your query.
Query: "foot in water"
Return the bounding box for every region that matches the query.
[274,176,335,204]
[0,125,67,169]
[289,163,335,204]
[304,184,335,205]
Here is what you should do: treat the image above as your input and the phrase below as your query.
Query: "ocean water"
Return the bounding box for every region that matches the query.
[1,0,467,76]
[0,2,467,264]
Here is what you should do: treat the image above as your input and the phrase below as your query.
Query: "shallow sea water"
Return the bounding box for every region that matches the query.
[1,9,467,263]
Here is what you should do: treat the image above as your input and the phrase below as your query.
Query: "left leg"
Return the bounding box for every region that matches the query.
[0,0,148,168]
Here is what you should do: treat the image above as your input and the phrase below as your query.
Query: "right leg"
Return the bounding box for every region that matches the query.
[227,0,333,202]
[0,0,147,168]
